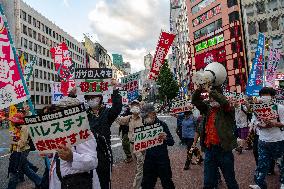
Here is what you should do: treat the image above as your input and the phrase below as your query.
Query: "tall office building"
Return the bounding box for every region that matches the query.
[144,53,153,71]
[1,0,86,110]
[112,54,123,68]
[186,0,248,93]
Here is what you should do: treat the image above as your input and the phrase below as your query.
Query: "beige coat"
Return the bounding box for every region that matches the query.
[117,115,143,142]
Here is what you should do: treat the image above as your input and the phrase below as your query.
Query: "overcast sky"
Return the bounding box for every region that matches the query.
[23,0,170,72]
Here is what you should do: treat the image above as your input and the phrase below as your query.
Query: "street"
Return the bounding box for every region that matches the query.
[0,115,281,189]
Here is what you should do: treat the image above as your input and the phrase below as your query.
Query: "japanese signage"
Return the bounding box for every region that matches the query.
[246,33,265,96]
[120,91,129,105]
[251,102,279,121]
[223,91,246,104]
[276,73,284,80]
[0,7,30,110]
[149,32,175,80]
[266,48,280,87]
[170,99,192,114]
[51,82,64,104]
[121,72,141,101]
[193,5,221,27]
[276,88,284,100]
[133,123,164,152]
[103,90,129,108]
[75,68,113,95]
[24,104,93,153]
[276,99,284,105]
[195,34,224,52]
[24,56,37,82]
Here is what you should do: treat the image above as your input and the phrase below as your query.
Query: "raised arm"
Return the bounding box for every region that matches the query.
[107,89,123,125]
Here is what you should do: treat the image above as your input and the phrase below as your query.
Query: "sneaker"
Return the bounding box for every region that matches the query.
[249,185,261,189]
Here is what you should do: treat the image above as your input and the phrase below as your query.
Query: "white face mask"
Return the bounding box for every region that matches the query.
[130,106,140,114]
[260,96,272,103]
[88,98,101,108]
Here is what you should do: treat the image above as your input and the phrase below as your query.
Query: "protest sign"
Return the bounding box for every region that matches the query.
[266,48,280,88]
[246,33,265,96]
[75,68,113,95]
[149,32,175,80]
[51,82,64,104]
[276,99,284,105]
[276,88,284,100]
[103,91,129,108]
[170,99,192,114]
[120,91,129,105]
[251,102,279,121]
[24,56,37,82]
[0,7,30,110]
[121,72,141,101]
[133,123,164,152]
[224,91,246,104]
[24,104,93,153]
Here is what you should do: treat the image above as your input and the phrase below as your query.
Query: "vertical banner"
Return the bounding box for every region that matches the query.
[50,42,75,96]
[0,6,30,110]
[24,56,37,82]
[121,72,141,101]
[149,31,175,80]
[19,53,27,71]
[75,68,113,95]
[266,48,280,87]
[246,33,265,96]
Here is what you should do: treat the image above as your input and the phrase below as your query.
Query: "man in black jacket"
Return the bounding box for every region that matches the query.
[141,104,175,189]
[85,80,122,189]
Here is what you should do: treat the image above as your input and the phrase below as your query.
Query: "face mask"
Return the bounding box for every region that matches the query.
[260,96,272,103]
[130,106,140,114]
[88,98,101,108]
[144,115,155,124]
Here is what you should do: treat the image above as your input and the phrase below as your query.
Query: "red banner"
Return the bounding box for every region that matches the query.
[50,42,75,96]
[149,32,175,80]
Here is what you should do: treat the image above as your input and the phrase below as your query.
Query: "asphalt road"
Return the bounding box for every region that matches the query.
[0,115,281,189]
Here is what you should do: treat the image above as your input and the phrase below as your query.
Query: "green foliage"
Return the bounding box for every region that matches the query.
[157,60,179,102]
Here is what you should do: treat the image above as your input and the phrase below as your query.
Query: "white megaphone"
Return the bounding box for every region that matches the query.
[192,62,227,86]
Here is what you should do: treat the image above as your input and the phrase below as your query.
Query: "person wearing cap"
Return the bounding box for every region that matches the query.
[85,79,122,189]
[192,86,239,189]
[47,97,101,189]
[248,87,284,189]
[140,103,175,189]
[7,113,42,189]
[116,100,144,189]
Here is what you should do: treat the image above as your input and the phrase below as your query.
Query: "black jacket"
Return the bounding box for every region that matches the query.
[145,118,175,160]
[87,89,122,145]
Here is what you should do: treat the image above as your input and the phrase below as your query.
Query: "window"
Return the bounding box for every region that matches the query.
[44,71,47,80]
[231,41,243,53]
[23,38,27,48]
[43,48,46,55]
[227,0,237,8]
[192,5,221,27]
[39,70,43,79]
[29,41,33,50]
[259,20,268,33]
[36,95,40,104]
[33,43,37,52]
[43,59,46,68]
[230,25,241,38]
[194,19,222,39]
[45,96,49,104]
[229,11,239,23]
[41,96,44,104]
[35,69,38,78]
[28,28,32,37]
[39,58,42,67]
[271,18,279,31]
[22,10,27,21]
[33,18,36,27]
[192,0,217,14]
[44,84,48,92]
[36,82,39,91]
[47,61,50,69]
[248,22,256,35]
[246,5,254,17]
[257,2,265,14]
[268,0,278,11]
[42,36,45,44]
[28,15,31,24]
[52,73,54,81]
[37,21,41,29]
[22,25,27,35]
[31,95,35,104]
[40,83,43,92]
[48,73,51,80]
[38,33,41,42]
[30,81,34,91]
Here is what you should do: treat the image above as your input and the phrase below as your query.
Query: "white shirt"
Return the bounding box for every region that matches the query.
[49,139,101,189]
[235,106,248,129]
[256,104,284,142]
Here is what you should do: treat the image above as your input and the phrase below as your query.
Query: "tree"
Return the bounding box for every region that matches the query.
[157,60,179,104]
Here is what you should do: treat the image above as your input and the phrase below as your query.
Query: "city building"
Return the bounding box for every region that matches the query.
[186,0,248,93]
[112,54,124,68]
[144,52,153,71]
[84,34,99,68]
[241,0,284,87]
[94,42,112,68]
[1,0,86,110]
[120,62,131,75]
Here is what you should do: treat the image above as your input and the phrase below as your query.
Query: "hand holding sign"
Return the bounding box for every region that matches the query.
[158,132,167,141]
[57,144,73,162]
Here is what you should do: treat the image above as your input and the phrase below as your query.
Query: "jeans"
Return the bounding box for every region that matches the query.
[203,146,239,189]
[7,152,42,189]
[254,140,284,189]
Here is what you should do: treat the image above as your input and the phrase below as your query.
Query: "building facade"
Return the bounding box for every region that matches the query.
[186,0,248,93]
[144,53,153,71]
[1,0,86,110]
[120,62,131,75]
[112,54,124,68]
[241,0,284,76]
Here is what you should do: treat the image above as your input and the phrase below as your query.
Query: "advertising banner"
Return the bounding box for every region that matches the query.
[246,33,265,96]
[133,123,164,152]
[149,32,175,80]
[24,104,93,153]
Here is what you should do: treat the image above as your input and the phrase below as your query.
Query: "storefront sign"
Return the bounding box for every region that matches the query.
[193,5,221,27]
[195,34,224,52]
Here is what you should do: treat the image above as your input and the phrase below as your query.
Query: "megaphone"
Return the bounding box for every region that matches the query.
[192,62,227,86]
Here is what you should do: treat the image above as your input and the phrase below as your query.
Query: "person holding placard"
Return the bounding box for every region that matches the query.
[140,104,175,189]
[249,87,284,189]
[85,79,122,189]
